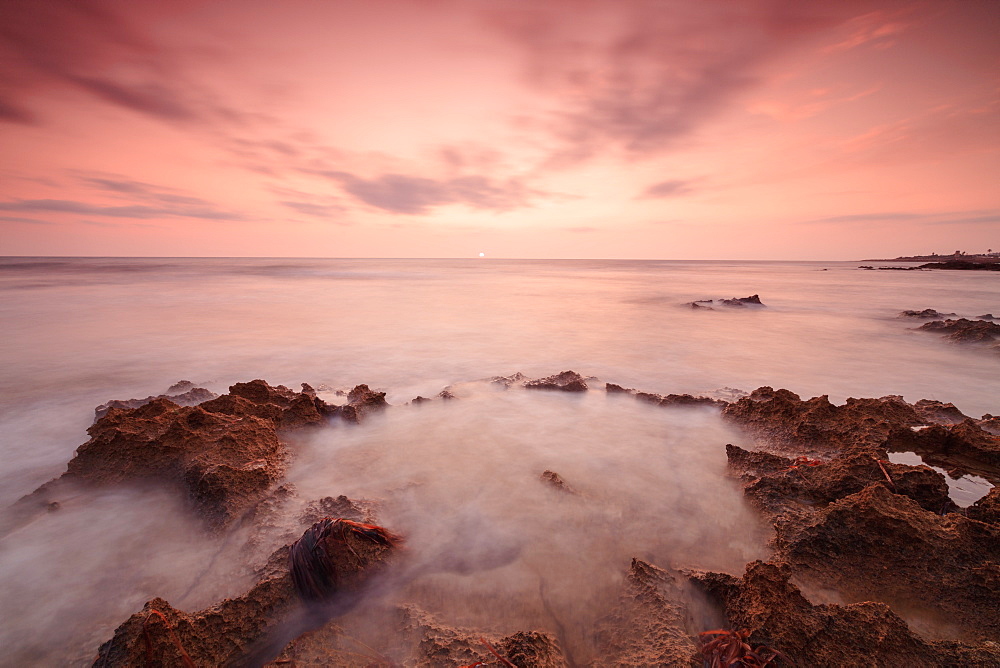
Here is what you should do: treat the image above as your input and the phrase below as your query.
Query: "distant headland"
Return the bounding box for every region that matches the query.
[862,250,1000,263]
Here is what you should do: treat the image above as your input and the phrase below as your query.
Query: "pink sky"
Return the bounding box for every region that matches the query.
[1,0,997,259]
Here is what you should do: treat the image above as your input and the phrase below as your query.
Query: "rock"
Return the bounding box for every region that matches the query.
[918,318,1000,343]
[726,444,952,516]
[199,379,332,429]
[918,260,1000,271]
[967,486,1000,524]
[722,387,922,452]
[288,518,400,602]
[911,419,1000,467]
[913,399,968,425]
[977,414,1000,436]
[95,517,401,667]
[540,470,576,494]
[94,573,297,667]
[978,314,997,320]
[898,308,957,319]
[95,385,218,420]
[591,558,699,667]
[779,484,1000,641]
[688,560,1000,667]
[605,383,634,394]
[719,294,764,307]
[299,495,377,527]
[15,380,339,532]
[636,391,725,408]
[491,372,527,388]
[524,371,588,392]
[336,384,388,423]
[394,605,569,668]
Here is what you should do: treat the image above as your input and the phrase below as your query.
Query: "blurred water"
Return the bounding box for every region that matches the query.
[0,257,997,663]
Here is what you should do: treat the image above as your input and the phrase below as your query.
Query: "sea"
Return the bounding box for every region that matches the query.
[0,257,997,664]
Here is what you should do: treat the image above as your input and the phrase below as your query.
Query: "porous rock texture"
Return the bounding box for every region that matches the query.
[689,560,1000,667]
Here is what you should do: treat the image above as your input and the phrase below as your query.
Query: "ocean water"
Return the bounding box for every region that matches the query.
[0,257,997,664]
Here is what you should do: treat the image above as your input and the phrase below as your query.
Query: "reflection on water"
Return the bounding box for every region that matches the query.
[888,451,994,507]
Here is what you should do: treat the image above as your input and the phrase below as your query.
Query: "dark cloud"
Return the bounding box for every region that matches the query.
[804,210,1000,226]
[280,201,345,217]
[79,175,211,206]
[0,215,52,225]
[0,0,206,124]
[0,198,245,221]
[484,2,868,163]
[641,179,696,198]
[311,171,533,215]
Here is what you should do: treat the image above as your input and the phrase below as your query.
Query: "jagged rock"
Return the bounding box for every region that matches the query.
[337,384,388,423]
[913,399,968,424]
[977,414,1000,435]
[299,495,377,526]
[14,380,338,532]
[779,484,1000,641]
[591,559,699,667]
[604,383,723,407]
[394,605,568,668]
[525,371,588,392]
[491,372,527,388]
[688,560,1000,667]
[967,487,1000,524]
[94,574,296,667]
[635,391,724,408]
[725,444,952,515]
[918,318,1000,343]
[540,470,576,494]
[719,294,764,307]
[898,308,956,318]
[911,419,1000,467]
[199,379,332,429]
[722,387,923,452]
[979,313,997,320]
[95,517,400,667]
[95,385,218,420]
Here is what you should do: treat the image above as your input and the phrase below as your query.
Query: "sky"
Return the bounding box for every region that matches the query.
[1,0,998,259]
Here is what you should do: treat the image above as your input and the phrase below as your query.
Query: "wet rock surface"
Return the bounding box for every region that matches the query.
[689,560,1000,667]
[721,386,924,452]
[604,383,725,408]
[591,558,699,667]
[898,308,957,318]
[685,294,766,309]
[918,317,1000,343]
[524,370,589,392]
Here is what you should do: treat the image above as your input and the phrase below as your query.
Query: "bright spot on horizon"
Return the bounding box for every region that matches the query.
[479,252,485,257]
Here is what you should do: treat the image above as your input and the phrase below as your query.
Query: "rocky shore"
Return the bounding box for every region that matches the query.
[4,369,1000,666]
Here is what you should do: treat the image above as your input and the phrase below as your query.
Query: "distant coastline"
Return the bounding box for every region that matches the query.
[861,252,1000,263]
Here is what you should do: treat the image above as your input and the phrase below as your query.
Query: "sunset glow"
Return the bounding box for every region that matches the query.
[1,0,997,259]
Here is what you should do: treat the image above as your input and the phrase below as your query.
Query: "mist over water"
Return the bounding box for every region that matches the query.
[0,257,997,663]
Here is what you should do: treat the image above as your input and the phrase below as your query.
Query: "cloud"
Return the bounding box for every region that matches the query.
[640,179,696,198]
[0,0,208,124]
[483,2,859,163]
[803,209,1000,226]
[0,215,52,225]
[280,201,346,218]
[311,171,533,215]
[0,198,245,221]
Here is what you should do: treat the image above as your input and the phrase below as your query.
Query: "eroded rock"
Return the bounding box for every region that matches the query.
[591,558,699,667]
[689,560,1000,667]
[898,308,956,319]
[95,384,218,420]
[722,387,922,452]
[918,318,1000,343]
[525,371,588,392]
[780,484,1000,641]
